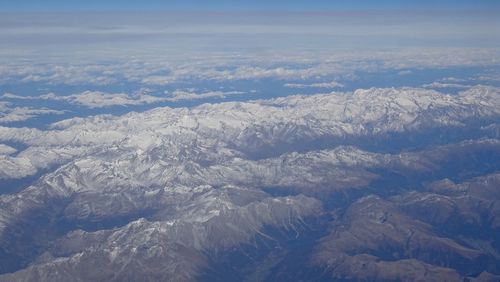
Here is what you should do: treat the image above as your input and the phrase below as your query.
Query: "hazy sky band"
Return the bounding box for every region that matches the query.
[1,0,500,11]
[1,1,499,62]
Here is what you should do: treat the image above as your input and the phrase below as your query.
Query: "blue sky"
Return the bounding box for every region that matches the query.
[1,0,500,11]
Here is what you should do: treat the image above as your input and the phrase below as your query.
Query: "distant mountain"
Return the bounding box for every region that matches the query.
[0,86,499,281]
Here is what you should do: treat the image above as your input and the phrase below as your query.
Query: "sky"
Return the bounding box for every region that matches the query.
[0,1,499,62]
[1,0,500,11]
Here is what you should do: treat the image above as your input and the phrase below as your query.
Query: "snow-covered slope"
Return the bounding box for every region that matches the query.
[1,86,499,181]
[0,86,499,281]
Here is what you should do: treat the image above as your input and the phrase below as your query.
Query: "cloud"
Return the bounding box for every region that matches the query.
[439,77,467,83]
[2,90,165,109]
[397,70,412,76]
[58,91,165,108]
[0,101,64,123]
[2,89,247,109]
[165,90,245,101]
[141,76,173,86]
[474,73,500,82]
[284,81,344,89]
[422,82,472,89]
[1,49,499,88]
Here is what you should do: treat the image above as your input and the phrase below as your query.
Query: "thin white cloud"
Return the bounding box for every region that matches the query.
[439,77,467,83]
[397,70,412,76]
[141,76,173,86]
[2,90,165,109]
[0,101,64,123]
[2,89,247,108]
[60,91,164,108]
[1,91,165,108]
[474,74,500,82]
[284,81,344,89]
[165,90,245,102]
[422,82,472,89]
